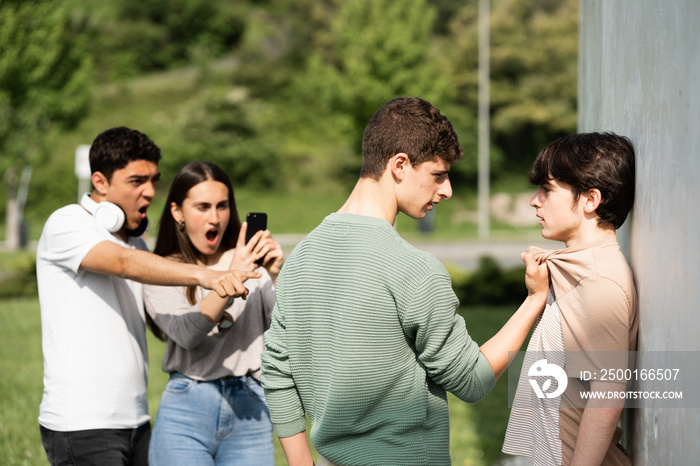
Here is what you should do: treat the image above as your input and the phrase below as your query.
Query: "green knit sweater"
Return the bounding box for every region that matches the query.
[261,213,496,465]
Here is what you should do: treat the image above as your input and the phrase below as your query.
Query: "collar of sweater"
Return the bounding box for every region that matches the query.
[529,235,619,296]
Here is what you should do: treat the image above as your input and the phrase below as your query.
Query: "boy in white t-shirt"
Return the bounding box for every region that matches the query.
[37,127,258,465]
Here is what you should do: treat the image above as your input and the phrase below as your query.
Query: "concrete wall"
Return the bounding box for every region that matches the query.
[579,0,700,464]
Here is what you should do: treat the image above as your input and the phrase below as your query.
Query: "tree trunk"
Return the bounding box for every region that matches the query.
[4,165,31,251]
[4,167,20,250]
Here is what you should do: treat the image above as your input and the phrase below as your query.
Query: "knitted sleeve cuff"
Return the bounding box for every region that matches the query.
[472,351,497,400]
[272,416,307,438]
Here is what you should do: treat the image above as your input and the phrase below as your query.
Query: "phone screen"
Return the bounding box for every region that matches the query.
[245,213,268,265]
[245,212,267,243]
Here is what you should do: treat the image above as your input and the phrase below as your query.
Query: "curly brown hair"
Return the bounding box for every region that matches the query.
[360,97,463,180]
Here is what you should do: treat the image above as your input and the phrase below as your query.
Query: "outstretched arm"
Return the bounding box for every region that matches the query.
[81,240,259,297]
[279,432,315,466]
[479,252,549,380]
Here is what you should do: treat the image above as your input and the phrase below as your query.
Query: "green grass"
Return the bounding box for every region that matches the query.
[0,298,44,465]
[0,297,518,466]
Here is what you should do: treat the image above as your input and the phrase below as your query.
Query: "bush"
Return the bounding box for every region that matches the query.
[0,251,37,299]
[448,256,527,305]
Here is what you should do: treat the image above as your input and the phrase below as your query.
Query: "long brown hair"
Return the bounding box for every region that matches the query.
[148,162,241,340]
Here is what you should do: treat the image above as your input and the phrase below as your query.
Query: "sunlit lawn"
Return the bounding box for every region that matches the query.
[1,296,517,466]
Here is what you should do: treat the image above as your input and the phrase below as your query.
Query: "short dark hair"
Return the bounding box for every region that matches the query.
[89,127,161,182]
[360,97,463,180]
[530,132,635,229]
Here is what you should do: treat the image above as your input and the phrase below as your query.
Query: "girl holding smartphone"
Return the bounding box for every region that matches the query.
[144,161,282,465]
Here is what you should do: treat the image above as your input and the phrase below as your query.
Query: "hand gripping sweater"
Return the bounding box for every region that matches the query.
[261,213,496,466]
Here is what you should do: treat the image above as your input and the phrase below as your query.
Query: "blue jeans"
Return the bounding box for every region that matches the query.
[40,423,150,465]
[148,373,274,466]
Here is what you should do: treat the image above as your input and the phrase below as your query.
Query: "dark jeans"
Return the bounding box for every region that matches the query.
[40,423,150,466]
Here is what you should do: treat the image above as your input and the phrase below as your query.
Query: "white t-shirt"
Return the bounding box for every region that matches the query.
[37,204,150,431]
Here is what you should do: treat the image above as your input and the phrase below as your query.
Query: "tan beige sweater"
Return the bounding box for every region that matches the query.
[536,235,638,465]
[504,235,638,465]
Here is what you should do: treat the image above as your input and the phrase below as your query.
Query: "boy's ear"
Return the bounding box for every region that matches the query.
[389,153,410,181]
[583,188,603,214]
[91,171,110,196]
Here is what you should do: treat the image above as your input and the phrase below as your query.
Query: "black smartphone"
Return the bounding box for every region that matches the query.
[245,212,268,266]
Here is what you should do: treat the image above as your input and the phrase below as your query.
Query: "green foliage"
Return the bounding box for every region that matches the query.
[442,0,578,172]
[163,87,283,189]
[158,81,360,192]
[288,0,454,174]
[489,0,579,164]
[2,0,579,228]
[448,256,527,305]
[0,0,94,171]
[294,0,452,122]
[227,0,463,187]
[225,0,578,189]
[88,0,246,80]
[0,251,37,298]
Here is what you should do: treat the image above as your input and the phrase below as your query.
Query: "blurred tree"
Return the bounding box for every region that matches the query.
[233,0,336,98]
[291,0,454,148]
[88,0,247,80]
[181,0,575,192]
[430,0,469,34]
[164,81,350,193]
[163,86,286,190]
[0,0,94,249]
[194,0,458,190]
[443,0,578,175]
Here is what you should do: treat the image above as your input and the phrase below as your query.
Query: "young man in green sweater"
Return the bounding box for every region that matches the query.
[261,97,549,466]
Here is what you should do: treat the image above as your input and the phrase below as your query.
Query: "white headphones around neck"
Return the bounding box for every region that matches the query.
[80,193,125,233]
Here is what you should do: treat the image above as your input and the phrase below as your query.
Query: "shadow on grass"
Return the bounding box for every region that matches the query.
[452,305,531,466]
